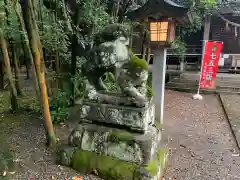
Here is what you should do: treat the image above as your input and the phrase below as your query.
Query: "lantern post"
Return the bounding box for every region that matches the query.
[149,19,176,124]
[126,0,192,125]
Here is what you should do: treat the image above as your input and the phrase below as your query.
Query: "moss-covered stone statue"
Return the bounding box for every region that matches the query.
[81,23,149,108]
[58,23,168,180]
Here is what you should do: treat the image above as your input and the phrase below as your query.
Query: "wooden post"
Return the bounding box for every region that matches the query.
[203,16,211,41]
[199,15,211,74]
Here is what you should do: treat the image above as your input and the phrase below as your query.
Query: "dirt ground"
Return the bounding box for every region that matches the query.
[163,90,240,180]
[0,76,102,180]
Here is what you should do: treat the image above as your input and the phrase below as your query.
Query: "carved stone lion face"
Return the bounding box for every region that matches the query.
[118,36,129,46]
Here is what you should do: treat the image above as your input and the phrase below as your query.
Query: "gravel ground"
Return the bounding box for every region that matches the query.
[0,74,103,180]
[220,94,240,149]
[2,86,240,180]
[163,90,240,180]
[3,112,102,180]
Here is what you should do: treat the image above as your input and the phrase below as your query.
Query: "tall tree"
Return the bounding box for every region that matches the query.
[12,45,22,95]
[14,1,40,99]
[20,0,56,147]
[4,0,22,95]
[0,10,18,111]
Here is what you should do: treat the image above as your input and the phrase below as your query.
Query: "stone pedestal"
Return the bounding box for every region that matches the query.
[79,99,154,132]
[58,98,168,180]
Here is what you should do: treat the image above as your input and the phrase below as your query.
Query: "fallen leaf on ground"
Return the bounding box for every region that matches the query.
[72,177,83,180]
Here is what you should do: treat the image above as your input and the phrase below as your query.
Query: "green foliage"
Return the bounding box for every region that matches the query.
[78,0,115,31]
[39,5,71,64]
[4,1,21,43]
[50,89,70,124]
[1,0,23,57]
[171,36,186,58]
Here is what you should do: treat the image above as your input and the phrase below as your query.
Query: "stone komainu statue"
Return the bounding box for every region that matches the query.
[81,23,149,107]
[81,23,130,91]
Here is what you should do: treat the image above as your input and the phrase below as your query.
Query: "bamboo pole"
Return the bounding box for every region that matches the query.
[20,0,56,147]
[14,3,40,99]
[0,11,18,111]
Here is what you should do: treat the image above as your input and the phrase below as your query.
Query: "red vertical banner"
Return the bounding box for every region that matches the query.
[200,41,223,89]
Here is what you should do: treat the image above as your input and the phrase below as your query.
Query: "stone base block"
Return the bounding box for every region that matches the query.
[58,148,168,180]
[68,123,161,165]
[79,100,154,132]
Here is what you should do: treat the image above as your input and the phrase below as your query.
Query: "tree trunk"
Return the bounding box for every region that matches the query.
[29,0,51,96]
[15,1,40,99]
[13,46,22,95]
[53,2,61,89]
[20,0,56,147]
[140,28,147,59]
[55,51,61,89]
[146,47,151,64]
[129,25,133,49]
[70,8,81,105]
[70,34,77,105]
[21,35,30,79]
[0,61,4,90]
[0,18,18,111]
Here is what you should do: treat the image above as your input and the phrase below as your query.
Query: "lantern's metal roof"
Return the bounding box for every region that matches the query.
[126,0,189,22]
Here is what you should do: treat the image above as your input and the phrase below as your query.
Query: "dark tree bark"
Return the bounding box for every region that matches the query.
[70,7,81,105]
[0,60,4,90]
[20,35,30,79]
[13,46,22,95]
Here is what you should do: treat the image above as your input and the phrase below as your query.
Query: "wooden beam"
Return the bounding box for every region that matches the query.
[218,14,240,28]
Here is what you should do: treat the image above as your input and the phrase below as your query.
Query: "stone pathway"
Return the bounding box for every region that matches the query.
[220,94,240,149]
[163,90,240,180]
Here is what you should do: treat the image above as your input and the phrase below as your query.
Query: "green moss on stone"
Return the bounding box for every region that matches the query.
[108,131,135,146]
[57,147,76,166]
[71,150,138,180]
[147,85,154,98]
[147,73,152,86]
[146,149,168,177]
[154,119,163,131]
[131,55,149,71]
[68,148,168,180]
